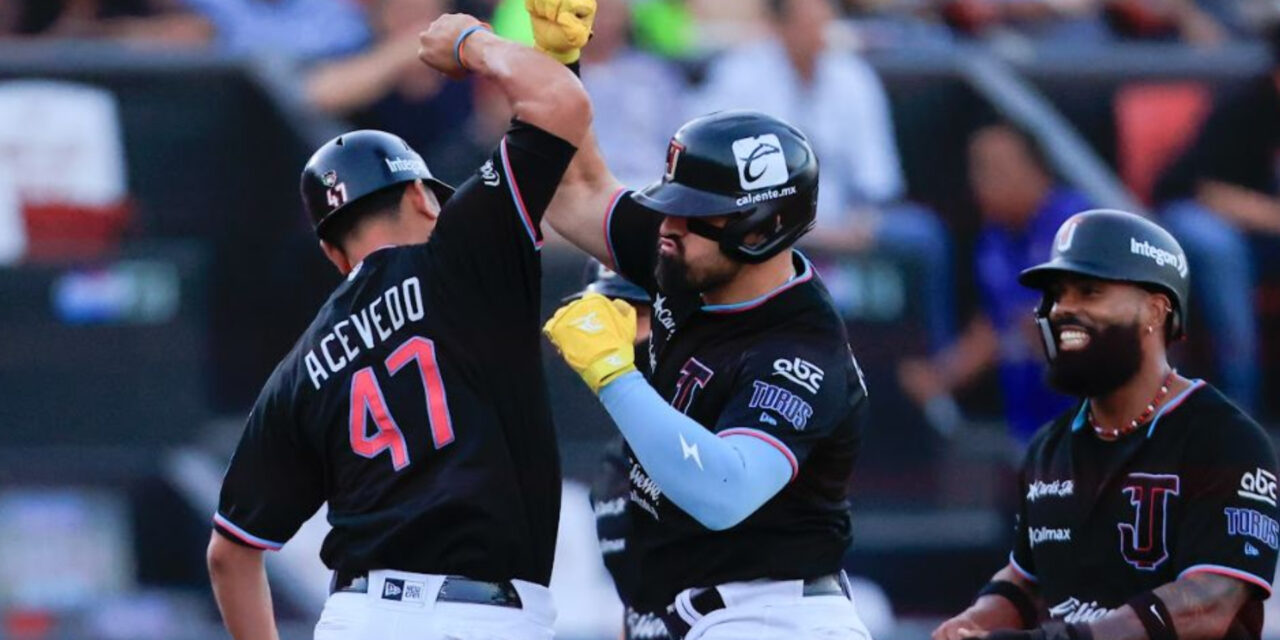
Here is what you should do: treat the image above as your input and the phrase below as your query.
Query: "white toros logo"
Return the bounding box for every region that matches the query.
[732,134,789,191]
[1239,468,1278,507]
[773,357,824,394]
[571,311,604,334]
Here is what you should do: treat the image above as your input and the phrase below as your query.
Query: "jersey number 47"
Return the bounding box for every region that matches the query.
[349,336,455,471]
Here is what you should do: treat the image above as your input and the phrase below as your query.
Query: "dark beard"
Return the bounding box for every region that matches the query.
[1046,318,1144,398]
[655,252,736,295]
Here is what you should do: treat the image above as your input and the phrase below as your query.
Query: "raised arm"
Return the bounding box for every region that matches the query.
[417,14,591,147]
[545,128,625,266]
[525,0,627,266]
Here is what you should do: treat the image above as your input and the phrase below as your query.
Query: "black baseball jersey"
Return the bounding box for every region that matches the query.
[1012,381,1278,638]
[602,191,869,613]
[213,121,576,586]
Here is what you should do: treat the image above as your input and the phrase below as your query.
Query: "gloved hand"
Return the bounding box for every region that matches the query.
[525,0,596,64]
[543,293,636,393]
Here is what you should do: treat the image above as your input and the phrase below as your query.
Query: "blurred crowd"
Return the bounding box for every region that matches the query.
[0,0,1272,50]
[3,0,1280,438]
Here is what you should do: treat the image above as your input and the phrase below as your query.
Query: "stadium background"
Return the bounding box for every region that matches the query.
[0,0,1277,638]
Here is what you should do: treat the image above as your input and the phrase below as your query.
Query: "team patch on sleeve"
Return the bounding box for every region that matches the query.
[1237,468,1278,507]
[771,357,824,394]
[1224,507,1280,551]
[748,381,813,430]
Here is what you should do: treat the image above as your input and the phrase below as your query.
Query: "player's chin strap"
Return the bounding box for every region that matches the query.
[1034,294,1058,363]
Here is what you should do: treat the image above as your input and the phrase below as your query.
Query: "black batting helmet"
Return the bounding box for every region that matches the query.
[632,110,819,264]
[300,130,454,239]
[564,258,651,304]
[1019,209,1190,357]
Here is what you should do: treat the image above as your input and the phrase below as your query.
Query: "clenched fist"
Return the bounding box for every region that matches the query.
[418,13,487,78]
[526,0,596,64]
[543,293,637,393]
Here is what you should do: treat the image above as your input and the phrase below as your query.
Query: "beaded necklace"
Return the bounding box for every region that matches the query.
[1088,369,1177,441]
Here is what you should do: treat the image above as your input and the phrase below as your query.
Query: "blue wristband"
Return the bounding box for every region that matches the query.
[453,24,492,71]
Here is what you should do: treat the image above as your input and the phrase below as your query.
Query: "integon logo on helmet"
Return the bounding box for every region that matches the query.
[731,134,789,191]
[1130,237,1188,279]
[385,156,427,174]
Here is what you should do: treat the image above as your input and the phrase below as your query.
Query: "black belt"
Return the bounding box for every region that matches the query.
[659,573,848,640]
[329,570,523,609]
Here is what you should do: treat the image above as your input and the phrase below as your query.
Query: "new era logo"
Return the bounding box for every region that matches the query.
[1246,542,1260,557]
[382,578,404,601]
[731,134,788,191]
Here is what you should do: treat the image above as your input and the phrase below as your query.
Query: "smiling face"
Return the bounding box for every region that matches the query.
[1041,274,1169,397]
[655,215,743,294]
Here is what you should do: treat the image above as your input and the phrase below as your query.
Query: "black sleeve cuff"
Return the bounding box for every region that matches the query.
[506,118,578,162]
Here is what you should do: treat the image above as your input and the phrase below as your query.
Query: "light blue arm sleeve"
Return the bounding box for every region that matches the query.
[598,372,793,530]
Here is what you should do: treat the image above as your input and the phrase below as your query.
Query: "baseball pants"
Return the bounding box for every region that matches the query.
[314,569,556,640]
[663,573,873,640]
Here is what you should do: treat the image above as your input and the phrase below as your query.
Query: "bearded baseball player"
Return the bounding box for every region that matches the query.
[205,13,590,640]
[934,210,1278,640]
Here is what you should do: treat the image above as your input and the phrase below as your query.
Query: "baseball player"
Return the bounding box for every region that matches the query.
[470,5,870,637]
[933,210,1278,640]
[205,13,590,640]
[539,109,873,639]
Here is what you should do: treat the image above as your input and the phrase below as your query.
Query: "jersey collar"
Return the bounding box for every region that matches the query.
[700,251,815,314]
[346,245,399,281]
[1069,379,1207,438]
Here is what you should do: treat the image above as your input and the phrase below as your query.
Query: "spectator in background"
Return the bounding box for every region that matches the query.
[693,0,955,351]
[176,0,368,60]
[580,0,686,188]
[898,123,1082,441]
[0,0,211,44]
[1151,24,1280,413]
[306,0,484,185]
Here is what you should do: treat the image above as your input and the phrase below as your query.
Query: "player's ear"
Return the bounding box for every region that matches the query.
[319,238,353,275]
[406,180,440,222]
[1143,290,1172,337]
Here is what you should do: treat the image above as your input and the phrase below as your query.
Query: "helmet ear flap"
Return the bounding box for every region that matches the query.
[717,201,817,264]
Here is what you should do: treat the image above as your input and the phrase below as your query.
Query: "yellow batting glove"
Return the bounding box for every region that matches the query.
[525,0,596,64]
[543,293,637,393]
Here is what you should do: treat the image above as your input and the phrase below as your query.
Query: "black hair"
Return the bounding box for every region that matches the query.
[320,183,409,248]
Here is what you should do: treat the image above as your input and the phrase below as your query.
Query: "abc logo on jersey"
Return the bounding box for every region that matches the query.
[732,134,789,191]
[773,357,824,394]
[1239,468,1278,507]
